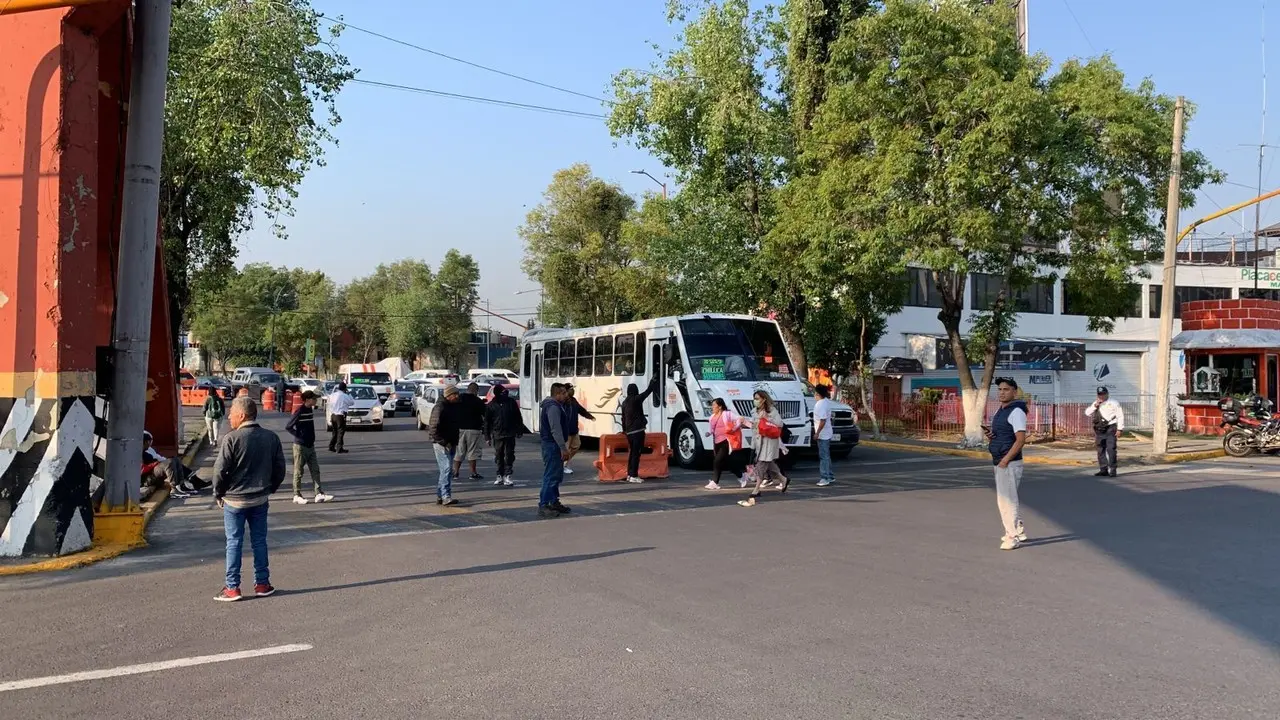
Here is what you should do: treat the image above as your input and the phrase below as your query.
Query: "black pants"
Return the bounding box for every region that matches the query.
[712,440,747,484]
[1095,427,1117,471]
[494,436,517,476]
[329,414,347,451]
[626,431,645,478]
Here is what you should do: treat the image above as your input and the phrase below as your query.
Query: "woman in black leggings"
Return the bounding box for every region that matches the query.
[706,399,747,489]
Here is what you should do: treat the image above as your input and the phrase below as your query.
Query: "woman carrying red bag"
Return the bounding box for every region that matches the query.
[738,390,789,507]
[705,398,749,490]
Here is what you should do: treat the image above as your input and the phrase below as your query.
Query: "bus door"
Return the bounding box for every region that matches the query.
[648,334,669,434]
[529,347,543,432]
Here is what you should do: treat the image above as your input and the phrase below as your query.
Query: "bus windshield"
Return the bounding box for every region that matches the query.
[678,318,796,382]
[349,372,391,385]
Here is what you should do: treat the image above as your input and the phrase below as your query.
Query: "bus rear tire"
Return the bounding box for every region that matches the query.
[672,417,704,470]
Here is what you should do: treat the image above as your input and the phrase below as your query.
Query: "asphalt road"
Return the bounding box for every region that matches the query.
[2,415,1279,719]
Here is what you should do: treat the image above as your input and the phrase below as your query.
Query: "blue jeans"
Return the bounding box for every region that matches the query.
[540,440,564,506]
[433,444,455,498]
[817,439,834,481]
[223,502,269,589]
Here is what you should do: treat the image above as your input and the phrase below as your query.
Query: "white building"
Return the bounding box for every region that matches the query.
[873,261,1280,420]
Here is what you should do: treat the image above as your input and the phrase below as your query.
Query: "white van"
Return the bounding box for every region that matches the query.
[338,363,395,404]
[467,368,519,384]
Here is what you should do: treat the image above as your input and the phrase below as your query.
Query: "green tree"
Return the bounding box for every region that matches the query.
[801,0,1220,442]
[381,289,434,359]
[343,277,385,363]
[431,251,481,369]
[162,0,354,358]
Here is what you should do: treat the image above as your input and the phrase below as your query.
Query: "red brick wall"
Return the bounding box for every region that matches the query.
[1180,299,1280,331]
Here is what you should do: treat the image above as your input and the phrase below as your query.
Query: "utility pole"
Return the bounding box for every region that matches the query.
[1153,97,1186,457]
[103,0,173,514]
[485,299,491,367]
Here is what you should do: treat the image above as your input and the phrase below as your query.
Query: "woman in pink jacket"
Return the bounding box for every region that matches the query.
[705,398,749,490]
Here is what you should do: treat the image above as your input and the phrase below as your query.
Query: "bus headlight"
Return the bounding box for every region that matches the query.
[696,389,713,415]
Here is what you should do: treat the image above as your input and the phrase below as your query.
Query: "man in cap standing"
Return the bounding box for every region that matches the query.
[1085,386,1125,477]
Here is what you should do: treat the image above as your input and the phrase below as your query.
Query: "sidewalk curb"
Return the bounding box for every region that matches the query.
[0,427,209,576]
[861,439,1223,466]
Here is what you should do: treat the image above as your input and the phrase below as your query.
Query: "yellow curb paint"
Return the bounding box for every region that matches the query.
[863,439,1224,466]
[92,511,145,545]
[0,541,143,576]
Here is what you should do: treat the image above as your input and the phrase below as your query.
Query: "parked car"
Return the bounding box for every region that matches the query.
[179,370,197,389]
[413,383,445,432]
[484,383,519,404]
[196,375,234,399]
[327,384,383,431]
[229,367,284,401]
[467,368,520,384]
[293,377,325,394]
[405,369,459,384]
[387,381,416,417]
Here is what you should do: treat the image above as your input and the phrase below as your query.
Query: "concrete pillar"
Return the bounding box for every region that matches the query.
[0,1,136,556]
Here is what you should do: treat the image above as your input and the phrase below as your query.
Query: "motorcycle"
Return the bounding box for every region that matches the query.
[1218,395,1280,457]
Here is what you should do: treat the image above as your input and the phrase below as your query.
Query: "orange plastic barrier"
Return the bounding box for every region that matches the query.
[236,387,249,398]
[179,387,210,407]
[262,388,277,412]
[594,432,671,482]
[288,391,302,413]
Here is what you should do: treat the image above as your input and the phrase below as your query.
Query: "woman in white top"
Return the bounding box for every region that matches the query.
[738,390,789,507]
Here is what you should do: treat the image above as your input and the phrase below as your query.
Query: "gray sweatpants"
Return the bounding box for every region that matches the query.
[993,460,1024,539]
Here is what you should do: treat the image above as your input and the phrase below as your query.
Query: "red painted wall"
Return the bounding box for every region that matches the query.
[1181,299,1280,332]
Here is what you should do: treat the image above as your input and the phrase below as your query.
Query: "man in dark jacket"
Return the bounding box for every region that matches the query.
[429,385,462,505]
[484,384,528,486]
[620,379,658,483]
[561,384,595,476]
[214,397,286,602]
[285,390,332,505]
[538,383,573,518]
[984,378,1029,551]
[453,382,488,481]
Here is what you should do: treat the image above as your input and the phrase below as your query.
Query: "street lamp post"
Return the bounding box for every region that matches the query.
[515,287,543,328]
[631,169,667,199]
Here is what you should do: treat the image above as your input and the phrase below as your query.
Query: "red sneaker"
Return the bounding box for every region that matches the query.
[254,583,276,597]
[215,587,242,602]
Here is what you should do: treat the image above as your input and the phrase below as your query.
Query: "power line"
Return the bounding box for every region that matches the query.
[350,78,606,120]
[200,302,538,320]
[316,12,613,107]
[1059,0,1098,54]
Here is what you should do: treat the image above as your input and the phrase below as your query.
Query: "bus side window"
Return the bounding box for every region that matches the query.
[651,345,662,408]
[595,336,614,375]
[523,344,532,378]
[614,333,635,375]
[576,337,594,377]
[559,340,575,377]
[544,342,559,378]
[636,331,647,376]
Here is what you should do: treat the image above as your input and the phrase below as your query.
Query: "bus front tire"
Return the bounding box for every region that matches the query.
[672,418,704,469]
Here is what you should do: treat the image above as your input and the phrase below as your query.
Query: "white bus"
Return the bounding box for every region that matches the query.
[518,314,812,468]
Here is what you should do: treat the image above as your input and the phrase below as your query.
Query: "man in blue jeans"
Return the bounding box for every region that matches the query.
[538,383,572,518]
[813,384,836,486]
[213,396,286,602]
[429,385,462,506]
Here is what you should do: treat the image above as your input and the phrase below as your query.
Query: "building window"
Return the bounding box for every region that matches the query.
[1063,281,1142,318]
[523,344,531,378]
[576,338,594,377]
[543,341,559,378]
[971,273,1053,313]
[905,268,944,308]
[1149,285,1232,318]
[1240,288,1280,301]
[595,336,614,375]
[558,339,575,377]
[614,333,636,375]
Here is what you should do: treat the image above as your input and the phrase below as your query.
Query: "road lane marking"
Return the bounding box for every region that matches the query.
[0,644,313,693]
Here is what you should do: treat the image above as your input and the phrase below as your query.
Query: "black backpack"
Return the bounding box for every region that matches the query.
[1092,405,1112,432]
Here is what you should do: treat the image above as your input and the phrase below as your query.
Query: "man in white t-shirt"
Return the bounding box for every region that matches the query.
[813,384,836,487]
[984,378,1029,550]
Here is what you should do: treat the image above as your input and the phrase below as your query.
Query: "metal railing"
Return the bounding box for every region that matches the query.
[860,394,1160,441]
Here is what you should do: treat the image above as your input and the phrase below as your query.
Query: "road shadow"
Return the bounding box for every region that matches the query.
[283,546,654,597]
[1025,476,1280,654]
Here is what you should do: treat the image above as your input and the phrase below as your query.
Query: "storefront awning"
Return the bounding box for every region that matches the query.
[1171,329,1280,350]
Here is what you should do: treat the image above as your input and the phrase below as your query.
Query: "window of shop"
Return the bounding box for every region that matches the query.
[972,273,1054,314]
[905,268,945,308]
[1149,285,1231,319]
[1191,353,1259,396]
[1062,280,1142,318]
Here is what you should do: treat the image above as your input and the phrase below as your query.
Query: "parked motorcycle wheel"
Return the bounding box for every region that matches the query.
[1223,430,1256,458]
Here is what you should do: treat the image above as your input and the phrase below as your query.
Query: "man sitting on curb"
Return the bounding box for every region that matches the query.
[142,430,208,498]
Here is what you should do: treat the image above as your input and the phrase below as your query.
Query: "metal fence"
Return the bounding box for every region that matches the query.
[859,394,1160,441]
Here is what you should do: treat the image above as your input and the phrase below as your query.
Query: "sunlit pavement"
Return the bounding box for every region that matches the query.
[2,416,1278,718]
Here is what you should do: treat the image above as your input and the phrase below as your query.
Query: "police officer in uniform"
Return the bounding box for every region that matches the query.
[1085,386,1125,477]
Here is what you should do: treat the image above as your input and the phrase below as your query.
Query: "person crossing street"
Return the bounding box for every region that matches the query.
[213,397,286,602]
[285,390,333,505]
[202,389,225,446]
[484,383,528,486]
[326,382,354,454]
[1085,386,1125,477]
[430,385,462,506]
[537,383,573,518]
[985,378,1029,551]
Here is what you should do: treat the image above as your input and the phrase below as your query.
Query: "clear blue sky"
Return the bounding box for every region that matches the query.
[237,0,1276,332]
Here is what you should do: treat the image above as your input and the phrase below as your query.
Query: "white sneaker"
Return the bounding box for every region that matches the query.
[493,477,506,486]
[627,476,644,484]
[502,476,514,486]
[739,477,750,489]
[1000,536,1022,551]
[563,467,574,475]
[292,495,308,505]
[817,478,834,487]
[314,492,334,503]
[704,481,721,490]
[1005,523,1027,542]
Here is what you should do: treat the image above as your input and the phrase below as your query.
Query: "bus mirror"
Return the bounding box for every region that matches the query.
[662,342,674,365]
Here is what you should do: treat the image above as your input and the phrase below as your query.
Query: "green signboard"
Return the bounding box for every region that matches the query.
[701,358,725,380]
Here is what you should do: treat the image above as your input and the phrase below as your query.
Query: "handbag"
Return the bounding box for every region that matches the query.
[757,417,783,439]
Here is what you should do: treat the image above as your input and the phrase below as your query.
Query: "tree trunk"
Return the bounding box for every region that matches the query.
[935,270,986,446]
[857,316,880,439]
[777,320,808,380]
